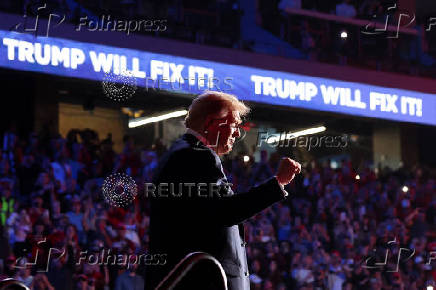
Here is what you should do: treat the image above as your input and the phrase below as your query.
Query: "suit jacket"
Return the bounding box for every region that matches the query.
[146,133,286,290]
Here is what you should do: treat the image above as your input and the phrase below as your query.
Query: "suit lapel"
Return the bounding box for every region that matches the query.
[238,224,245,242]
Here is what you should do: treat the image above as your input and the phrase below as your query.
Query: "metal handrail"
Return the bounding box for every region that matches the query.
[155,252,228,290]
[0,279,30,290]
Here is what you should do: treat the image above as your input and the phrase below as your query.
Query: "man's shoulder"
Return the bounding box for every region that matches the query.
[154,135,217,177]
[166,134,215,159]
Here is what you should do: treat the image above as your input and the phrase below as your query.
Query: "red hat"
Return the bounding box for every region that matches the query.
[332,251,341,257]
[428,242,436,251]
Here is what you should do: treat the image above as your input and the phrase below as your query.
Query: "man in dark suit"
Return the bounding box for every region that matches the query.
[146,91,301,290]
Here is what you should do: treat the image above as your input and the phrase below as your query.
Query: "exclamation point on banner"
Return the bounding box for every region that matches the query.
[416,99,422,117]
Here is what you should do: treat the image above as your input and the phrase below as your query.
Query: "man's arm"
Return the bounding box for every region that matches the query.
[197,176,286,226]
[152,147,299,227]
[188,150,291,226]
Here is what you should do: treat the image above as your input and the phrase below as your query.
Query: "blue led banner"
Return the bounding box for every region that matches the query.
[0,30,435,126]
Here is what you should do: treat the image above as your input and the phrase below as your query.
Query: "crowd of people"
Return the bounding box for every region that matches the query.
[276,0,388,19]
[0,127,433,289]
[225,156,436,289]
[266,0,436,73]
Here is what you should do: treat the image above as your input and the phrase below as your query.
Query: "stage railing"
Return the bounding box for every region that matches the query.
[156,252,228,290]
[0,279,30,290]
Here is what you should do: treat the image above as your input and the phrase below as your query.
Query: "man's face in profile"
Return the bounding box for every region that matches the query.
[205,111,241,155]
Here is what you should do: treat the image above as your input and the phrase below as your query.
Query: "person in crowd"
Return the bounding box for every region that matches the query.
[278,0,302,11]
[335,0,356,18]
[114,259,144,290]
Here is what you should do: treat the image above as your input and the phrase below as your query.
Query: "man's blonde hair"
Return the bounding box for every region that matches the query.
[185,91,250,131]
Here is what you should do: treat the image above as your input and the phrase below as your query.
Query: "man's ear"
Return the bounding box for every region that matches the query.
[203,115,214,134]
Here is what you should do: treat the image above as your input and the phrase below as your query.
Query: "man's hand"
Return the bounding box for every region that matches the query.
[276,157,301,186]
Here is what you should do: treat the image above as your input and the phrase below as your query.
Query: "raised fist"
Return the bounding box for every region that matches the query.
[276,157,301,186]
